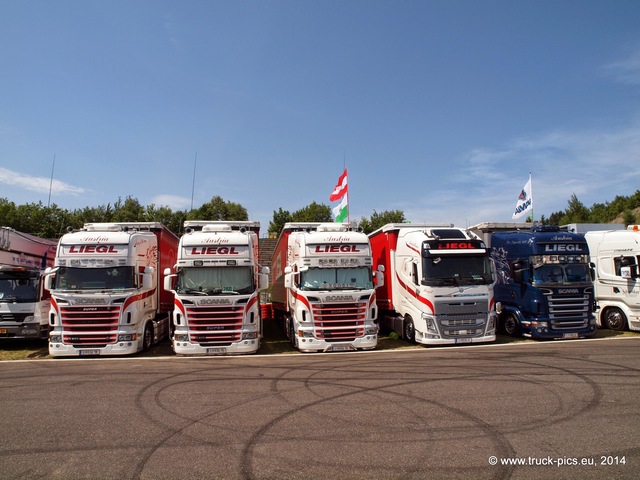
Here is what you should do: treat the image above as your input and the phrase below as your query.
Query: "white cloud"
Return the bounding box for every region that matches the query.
[150,194,192,210]
[602,47,640,84]
[410,121,640,227]
[0,167,85,196]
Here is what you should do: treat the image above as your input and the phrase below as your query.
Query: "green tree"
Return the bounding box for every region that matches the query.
[70,204,115,228]
[359,209,406,234]
[146,204,185,235]
[589,202,609,223]
[291,202,332,222]
[560,194,590,224]
[623,209,637,226]
[268,207,292,237]
[0,198,18,229]
[546,210,565,226]
[187,196,248,222]
[112,196,146,222]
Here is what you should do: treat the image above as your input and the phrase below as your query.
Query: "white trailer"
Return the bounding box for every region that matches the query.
[0,227,57,340]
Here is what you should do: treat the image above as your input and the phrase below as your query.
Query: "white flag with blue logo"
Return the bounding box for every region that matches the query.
[512,177,533,220]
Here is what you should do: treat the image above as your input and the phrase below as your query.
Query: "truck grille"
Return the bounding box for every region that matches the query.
[1,312,30,323]
[186,305,243,346]
[545,290,591,330]
[311,302,367,342]
[436,300,489,339]
[59,305,120,346]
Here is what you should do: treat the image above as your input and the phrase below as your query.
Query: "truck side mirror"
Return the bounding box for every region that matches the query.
[163,274,176,292]
[513,260,525,284]
[375,265,385,288]
[258,273,269,291]
[44,273,53,291]
[43,267,56,291]
[284,272,294,289]
[142,266,154,290]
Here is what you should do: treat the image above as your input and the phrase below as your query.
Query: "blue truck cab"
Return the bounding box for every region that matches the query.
[471,223,597,339]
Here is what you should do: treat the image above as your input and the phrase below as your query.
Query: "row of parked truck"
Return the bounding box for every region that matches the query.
[1,221,638,357]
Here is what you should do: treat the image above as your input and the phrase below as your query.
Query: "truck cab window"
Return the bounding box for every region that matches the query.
[614,256,638,278]
[177,266,254,295]
[54,266,136,290]
[533,264,591,284]
[423,255,493,286]
[300,267,372,290]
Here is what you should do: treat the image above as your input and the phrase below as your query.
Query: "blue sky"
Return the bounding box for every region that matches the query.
[2,0,640,234]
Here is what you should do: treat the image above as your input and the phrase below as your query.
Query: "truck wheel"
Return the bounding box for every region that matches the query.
[403,316,415,343]
[501,313,521,337]
[603,307,627,331]
[143,322,154,351]
[288,321,298,349]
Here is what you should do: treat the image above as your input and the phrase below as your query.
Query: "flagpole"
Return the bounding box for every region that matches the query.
[345,157,350,225]
[529,171,533,223]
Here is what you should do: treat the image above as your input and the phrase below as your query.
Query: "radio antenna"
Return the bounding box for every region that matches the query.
[47,154,56,208]
[190,152,197,211]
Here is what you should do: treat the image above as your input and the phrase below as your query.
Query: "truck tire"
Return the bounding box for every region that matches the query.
[288,319,298,349]
[501,312,521,337]
[603,307,627,331]
[403,316,415,343]
[143,322,154,351]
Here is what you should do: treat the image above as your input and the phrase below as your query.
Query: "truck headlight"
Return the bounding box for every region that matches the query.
[365,327,378,335]
[423,315,438,334]
[242,332,258,339]
[117,334,137,342]
[50,335,62,343]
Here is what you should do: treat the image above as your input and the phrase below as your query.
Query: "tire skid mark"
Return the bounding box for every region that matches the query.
[241,366,519,480]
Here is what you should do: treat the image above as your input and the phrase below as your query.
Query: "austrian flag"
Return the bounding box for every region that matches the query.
[329,168,348,202]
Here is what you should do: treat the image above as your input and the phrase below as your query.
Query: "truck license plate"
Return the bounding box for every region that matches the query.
[563,333,579,339]
[330,344,354,352]
[455,338,472,344]
[79,350,100,356]
[206,348,227,355]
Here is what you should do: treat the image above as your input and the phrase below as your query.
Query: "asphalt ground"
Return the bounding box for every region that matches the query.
[1,334,639,479]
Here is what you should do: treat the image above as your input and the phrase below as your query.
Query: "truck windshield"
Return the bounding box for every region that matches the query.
[300,266,373,291]
[532,263,591,284]
[177,266,254,295]
[0,272,39,302]
[422,255,493,286]
[53,266,136,290]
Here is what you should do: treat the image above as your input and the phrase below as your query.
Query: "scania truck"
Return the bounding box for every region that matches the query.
[369,223,497,345]
[1,227,57,340]
[164,221,269,355]
[584,225,640,331]
[44,222,178,356]
[270,222,384,352]
[471,223,597,339]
